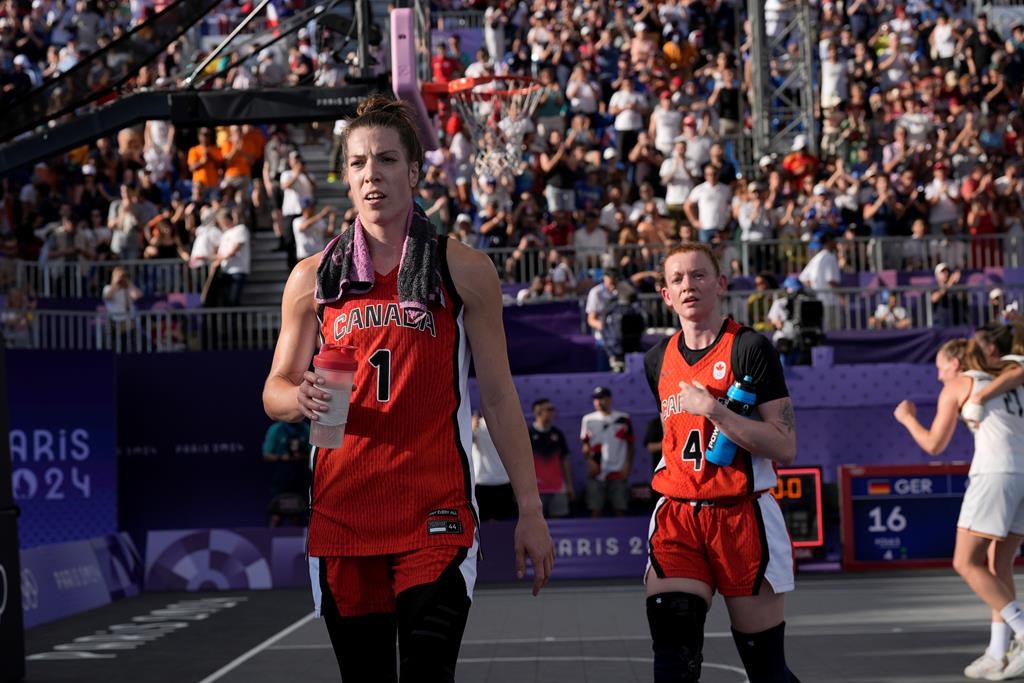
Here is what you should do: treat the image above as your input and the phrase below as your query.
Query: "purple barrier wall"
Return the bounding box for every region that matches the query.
[144,528,308,592]
[470,354,972,485]
[19,533,143,628]
[142,521,649,593]
[826,327,974,365]
[111,353,966,548]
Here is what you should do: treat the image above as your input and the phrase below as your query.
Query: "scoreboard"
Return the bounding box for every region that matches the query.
[840,463,969,570]
[769,467,824,548]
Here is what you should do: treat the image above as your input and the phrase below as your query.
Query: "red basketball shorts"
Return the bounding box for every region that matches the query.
[647,493,794,597]
[314,544,477,617]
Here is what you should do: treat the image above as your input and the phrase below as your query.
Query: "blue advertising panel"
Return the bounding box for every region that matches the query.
[117,352,275,547]
[7,351,118,548]
[19,533,142,628]
[840,463,970,569]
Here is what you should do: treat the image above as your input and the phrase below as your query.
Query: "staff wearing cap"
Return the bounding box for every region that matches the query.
[580,386,634,518]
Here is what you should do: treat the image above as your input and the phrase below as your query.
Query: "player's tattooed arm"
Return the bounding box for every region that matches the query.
[781,401,796,434]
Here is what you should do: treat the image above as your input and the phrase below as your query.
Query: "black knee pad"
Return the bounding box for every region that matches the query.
[646,592,708,683]
[396,560,472,683]
[732,621,800,683]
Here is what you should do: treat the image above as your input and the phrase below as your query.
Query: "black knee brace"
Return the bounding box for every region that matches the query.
[396,560,472,683]
[732,621,800,683]
[646,592,708,683]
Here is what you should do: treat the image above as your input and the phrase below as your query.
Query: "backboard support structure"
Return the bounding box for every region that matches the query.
[391,7,438,151]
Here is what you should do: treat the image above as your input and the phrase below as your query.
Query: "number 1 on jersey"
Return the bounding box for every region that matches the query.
[369,348,391,402]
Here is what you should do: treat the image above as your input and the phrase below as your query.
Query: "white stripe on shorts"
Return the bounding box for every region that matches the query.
[757,494,795,594]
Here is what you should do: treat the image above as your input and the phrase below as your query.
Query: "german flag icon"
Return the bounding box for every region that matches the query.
[868,480,892,495]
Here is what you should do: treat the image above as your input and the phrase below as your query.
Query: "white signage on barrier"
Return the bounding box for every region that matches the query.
[0,563,8,622]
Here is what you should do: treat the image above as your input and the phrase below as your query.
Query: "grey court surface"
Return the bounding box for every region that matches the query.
[23,570,1004,682]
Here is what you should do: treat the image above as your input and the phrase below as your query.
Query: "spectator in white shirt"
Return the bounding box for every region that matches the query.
[573,211,608,272]
[660,139,693,218]
[819,42,849,112]
[102,267,142,324]
[799,234,841,307]
[926,162,962,232]
[213,208,250,307]
[684,164,733,243]
[608,78,647,161]
[869,289,912,329]
[649,92,683,156]
[292,197,337,260]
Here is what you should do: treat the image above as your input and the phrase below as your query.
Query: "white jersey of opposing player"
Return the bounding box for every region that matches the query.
[963,370,1024,475]
[1003,354,1024,365]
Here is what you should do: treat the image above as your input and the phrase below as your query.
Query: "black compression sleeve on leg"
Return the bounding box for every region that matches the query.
[646,592,708,683]
[396,558,472,683]
[321,609,399,682]
[319,563,398,683]
[731,621,800,683]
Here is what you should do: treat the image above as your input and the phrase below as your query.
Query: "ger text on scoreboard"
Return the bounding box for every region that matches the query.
[840,462,970,571]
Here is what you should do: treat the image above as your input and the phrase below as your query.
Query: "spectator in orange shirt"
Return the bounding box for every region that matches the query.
[187,128,224,198]
[221,125,253,196]
[242,124,267,206]
[781,134,819,193]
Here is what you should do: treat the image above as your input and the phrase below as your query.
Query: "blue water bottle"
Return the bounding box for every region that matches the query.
[705,375,757,467]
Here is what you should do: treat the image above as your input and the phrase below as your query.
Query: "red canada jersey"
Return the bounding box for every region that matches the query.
[652,319,777,500]
[308,240,475,556]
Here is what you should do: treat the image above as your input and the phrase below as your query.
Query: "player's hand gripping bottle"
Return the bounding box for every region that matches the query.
[309,344,357,448]
[705,375,757,467]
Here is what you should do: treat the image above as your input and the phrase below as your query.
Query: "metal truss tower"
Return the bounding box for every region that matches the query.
[748,0,818,160]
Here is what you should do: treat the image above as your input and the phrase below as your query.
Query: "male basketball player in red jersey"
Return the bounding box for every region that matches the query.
[262,96,554,683]
[643,242,801,683]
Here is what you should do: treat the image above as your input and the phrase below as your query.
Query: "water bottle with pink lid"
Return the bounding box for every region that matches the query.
[309,343,357,448]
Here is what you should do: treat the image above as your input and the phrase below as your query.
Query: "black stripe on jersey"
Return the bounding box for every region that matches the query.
[437,237,474,509]
[751,498,770,597]
[644,336,672,405]
[309,303,327,525]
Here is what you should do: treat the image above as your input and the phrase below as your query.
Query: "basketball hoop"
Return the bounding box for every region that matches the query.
[445,75,542,183]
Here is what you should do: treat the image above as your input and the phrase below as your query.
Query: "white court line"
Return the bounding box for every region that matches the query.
[265,621,983,651]
[455,656,749,679]
[196,612,317,683]
[267,634,729,650]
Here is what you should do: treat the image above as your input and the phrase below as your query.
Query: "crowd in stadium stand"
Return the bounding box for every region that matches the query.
[1,0,1023,341]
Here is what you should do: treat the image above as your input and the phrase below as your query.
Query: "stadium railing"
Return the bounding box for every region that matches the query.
[13,283,1016,352]
[637,283,1018,331]
[13,259,208,299]
[22,306,281,353]
[432,10,484,30]
[481,233,1022,284]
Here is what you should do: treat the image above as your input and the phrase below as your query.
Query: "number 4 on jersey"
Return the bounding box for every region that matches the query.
[681,429,703,471]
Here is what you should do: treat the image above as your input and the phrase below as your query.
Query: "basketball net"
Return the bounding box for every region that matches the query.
[446,75,542,183]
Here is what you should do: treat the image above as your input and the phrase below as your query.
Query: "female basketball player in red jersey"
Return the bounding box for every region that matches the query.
[262,96,554,683]
[643,242,801,683]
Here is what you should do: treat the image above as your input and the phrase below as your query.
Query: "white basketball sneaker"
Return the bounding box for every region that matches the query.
[964,651,1005,679]
[991,637,1024,680]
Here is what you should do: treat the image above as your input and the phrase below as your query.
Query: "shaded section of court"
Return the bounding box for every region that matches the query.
[24,572,1001,682]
